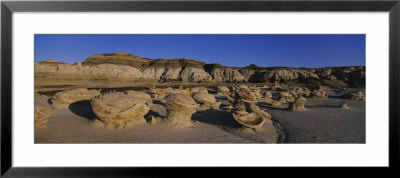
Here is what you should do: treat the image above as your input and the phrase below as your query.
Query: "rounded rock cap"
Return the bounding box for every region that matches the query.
[161,93,199,110]
[192,92,216,104]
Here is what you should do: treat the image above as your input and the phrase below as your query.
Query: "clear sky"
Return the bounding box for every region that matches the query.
[34,34,365,68]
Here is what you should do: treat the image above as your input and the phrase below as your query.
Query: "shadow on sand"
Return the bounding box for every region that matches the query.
[191,109,242,128]
[68,100,96,121]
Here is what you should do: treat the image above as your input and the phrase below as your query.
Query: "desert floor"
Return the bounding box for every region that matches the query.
[34,86,365,144]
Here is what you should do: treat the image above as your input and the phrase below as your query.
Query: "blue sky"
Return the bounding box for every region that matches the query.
[34,34,365,68]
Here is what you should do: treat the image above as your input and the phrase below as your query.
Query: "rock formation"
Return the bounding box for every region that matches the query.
[288,97,307,111]
[311,90,328,99]
[161,93,199,128]
[278,92,295,103]
[190,86,208,94]
[271,100,281,106]
[231,86,258,102]
[90,92,150,129]
[341,103,349,109]
[231,100,271,128]
[35,52,366,85]
[179,67,213,82]
[216,86,230,96]
[192,92,221,111]
[124,90,152,106]
[342,91,365,100]
[34,104,54,129]
[51,88,100,109]
[204,64,246,83]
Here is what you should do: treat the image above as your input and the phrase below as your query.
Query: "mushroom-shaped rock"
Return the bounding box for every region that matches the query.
[249,87,262,98]
[311,90,328,99]
[342,91,365,100]
[34,104,54,129]
[192,92,221,111]
[51,88,100,109]
[233,87,258,102]
[288,97,307,111]
[190,86,208,94]
[232,101,271,128]
[90,92,150,129]
[278,91,295,103]
[161,93,200,128]
[259,91,273,103]
[304,88,311,97]
[216,86,230,96]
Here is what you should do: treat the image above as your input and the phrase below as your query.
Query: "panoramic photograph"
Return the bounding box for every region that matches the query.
[34,34,366,143]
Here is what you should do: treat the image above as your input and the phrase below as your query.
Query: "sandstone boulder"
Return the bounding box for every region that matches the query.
[232,87,258,102]
[161,93,200,128]
[341,103,349,109]
[34,104,54,129]
[124,90,152,105]
[216,86,230,96]
[311,90,328,99]
[278,91,295,103]
[51,88,100,109]
[288,97,307,111]
[342,91,365,100]
[190,86,208,94]
[90,92,150,129]
[231,100,271,128]
[192,92,221,111]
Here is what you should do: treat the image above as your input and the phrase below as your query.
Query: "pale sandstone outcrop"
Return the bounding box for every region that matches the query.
[34,104,55,129]
[179,67,213,82]
[160,67,182,81]
[35,63,143,81]
[141,67,165,81]
[82,52,150,68]
[192,92,221,111]
[261,69,319,82]
[161,93,200,128]
[35,52,366,84]
[208,68,246,83]
[51,88,100,109]
[90,92,150,129]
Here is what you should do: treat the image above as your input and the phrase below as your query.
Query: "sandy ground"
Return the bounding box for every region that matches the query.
[34,87,365,144]
[34,96,280,143]
[259,88,365,143]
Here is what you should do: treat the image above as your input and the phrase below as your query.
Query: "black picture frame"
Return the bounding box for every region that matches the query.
[1,0,399,177]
